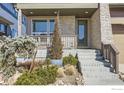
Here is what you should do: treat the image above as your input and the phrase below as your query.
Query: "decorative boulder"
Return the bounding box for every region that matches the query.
[119,72,124,81]
[64,65,76,75]
[57,68,65,78]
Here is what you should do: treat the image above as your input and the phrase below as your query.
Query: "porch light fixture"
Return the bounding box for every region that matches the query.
[54,11,57,14]
[30,12,33,14]
[84,11,88,14]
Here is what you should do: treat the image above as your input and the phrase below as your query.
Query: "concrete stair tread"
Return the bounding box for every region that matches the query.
[63,49,124,85]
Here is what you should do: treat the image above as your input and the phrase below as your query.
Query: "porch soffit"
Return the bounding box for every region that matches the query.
[21,8,97,17]
[15,3,98,17]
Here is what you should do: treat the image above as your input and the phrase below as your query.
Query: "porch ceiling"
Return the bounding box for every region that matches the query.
[22,8,97,18]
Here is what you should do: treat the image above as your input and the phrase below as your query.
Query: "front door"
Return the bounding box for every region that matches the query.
[77,20,87,48]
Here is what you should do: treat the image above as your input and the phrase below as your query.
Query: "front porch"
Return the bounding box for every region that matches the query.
[15,3,102,49]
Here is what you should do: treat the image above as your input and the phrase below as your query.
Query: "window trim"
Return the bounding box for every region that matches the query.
[31,17,55,35]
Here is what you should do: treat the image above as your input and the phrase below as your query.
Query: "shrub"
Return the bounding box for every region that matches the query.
[15,65,58,85]
[63,54,78,66]
[15,71,43,85]
[49,15,63,59]
[44,58,51,66]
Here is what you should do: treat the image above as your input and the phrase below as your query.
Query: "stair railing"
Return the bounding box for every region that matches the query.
[101,41,119,74]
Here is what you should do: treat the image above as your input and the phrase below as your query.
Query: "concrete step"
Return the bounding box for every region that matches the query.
[79,56,103,60]
[63,49,124,85]
[80,62,106,66]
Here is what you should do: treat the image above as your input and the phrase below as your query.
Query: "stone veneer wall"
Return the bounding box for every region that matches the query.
[91,8,101,49]
[59,16,75,35]
[99,3,113,43]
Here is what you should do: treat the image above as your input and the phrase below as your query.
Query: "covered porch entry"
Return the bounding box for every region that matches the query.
[16,3,100,49]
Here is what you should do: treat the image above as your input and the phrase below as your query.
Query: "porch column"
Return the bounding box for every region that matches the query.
[47,19,50,47]
[99,3,113,43]
[18,9,22,37]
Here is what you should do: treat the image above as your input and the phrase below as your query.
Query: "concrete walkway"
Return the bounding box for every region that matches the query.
[63,49,124,85]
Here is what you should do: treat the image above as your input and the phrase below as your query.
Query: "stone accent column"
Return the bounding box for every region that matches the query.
[100,3,113,43]
[18,9,22,37]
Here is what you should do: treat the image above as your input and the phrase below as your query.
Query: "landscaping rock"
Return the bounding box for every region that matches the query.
[0,74,3,81]
[59,80,64,85]
[57,68,65,78]
[82,80,85,85]
[64,64,71,69]
[54,80,64,85]
[119,72,124,81]
[64,65,76,75]
[0,73,5,85]
[75,77,80,81]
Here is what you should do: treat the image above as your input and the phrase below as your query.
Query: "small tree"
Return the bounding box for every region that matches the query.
[49,14,63,59]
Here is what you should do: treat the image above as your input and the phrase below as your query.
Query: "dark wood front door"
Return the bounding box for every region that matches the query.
[77,20,87,48]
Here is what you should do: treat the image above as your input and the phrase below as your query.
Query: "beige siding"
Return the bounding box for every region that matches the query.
[111,17,124,24]
[90,9,101,49]
[112,24,124,64]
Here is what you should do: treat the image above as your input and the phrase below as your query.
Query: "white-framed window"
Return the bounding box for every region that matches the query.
[0,23,7,33]
[32,19,55,35]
